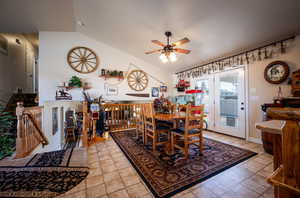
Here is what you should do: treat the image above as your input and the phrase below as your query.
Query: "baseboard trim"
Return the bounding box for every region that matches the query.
[248,137,262,144]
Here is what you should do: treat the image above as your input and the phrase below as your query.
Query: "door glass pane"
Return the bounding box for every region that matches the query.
[219,73,238,128]
[195,79,209,113]
[196,79,210,128]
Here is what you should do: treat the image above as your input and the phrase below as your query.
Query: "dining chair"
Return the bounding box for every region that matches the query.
[171,104,205,159]
[144,103,170,152]
[135,103,145,143]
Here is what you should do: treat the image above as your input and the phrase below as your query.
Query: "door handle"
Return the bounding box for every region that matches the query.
[241,107,244,110]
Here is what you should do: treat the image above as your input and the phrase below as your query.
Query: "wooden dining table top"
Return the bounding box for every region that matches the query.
[155,112,207,121]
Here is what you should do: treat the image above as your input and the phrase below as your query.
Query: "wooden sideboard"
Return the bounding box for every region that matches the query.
[256,108,300,198]
[261,97,300,154]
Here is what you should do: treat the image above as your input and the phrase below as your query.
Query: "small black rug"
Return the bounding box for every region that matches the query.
[0,148,89,198]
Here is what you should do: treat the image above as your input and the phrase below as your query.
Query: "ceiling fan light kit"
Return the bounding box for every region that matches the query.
[145,31,190,63]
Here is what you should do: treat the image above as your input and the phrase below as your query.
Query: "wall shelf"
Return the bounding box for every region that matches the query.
[99,75,124,81]
[57,86,91,91]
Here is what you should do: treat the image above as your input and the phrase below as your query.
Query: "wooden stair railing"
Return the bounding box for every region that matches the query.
[15,102,49,158]
[81,102,142,147]
[103,103,140,131]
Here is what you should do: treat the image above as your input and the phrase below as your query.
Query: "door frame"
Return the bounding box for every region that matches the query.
[195,65,250,140]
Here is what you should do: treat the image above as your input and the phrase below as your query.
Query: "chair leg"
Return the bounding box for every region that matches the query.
[184,140,189,159]
[142,128,145,144]
[153,132,156,152]
[171,133,174,154]
[145,130,148,145]
[199,132,203,154]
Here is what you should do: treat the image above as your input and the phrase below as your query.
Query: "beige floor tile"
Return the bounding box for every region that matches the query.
[88,167,103,177]
[87,184,106,198]
[192,186,218,198]
[89,161,101,169]
[108,189,130,198]
[100,159,114,166]
[87,175,104,188]
[221,184,260,198]
[126,183,149,198]
[121,174,141,187]
[202,179,228,196]
[119,167,137,178]
[105,179,125,194]
[103,171,121,182]
[177,192,197,198]
[241,174,270,194]
[65,190,86,198]
[102,164,118,174]
[115,161,130,169]
[77,130,274,198]
[261,187,274,198]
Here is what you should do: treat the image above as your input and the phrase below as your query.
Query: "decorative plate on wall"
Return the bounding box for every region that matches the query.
[127,69,148,91]
[67,47,99,74]
[264,61,290,84]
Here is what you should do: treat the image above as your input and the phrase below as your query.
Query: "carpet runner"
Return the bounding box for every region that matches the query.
[111,130,257,198]
[0,148,89,198]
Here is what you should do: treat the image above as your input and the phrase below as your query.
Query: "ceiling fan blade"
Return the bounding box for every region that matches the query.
[151,40,165,47]
[172,37,190,47]
[174,48,191,54]
[145,49,162,54]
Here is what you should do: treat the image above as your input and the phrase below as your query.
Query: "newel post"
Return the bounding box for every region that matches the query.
[15,102,24,158]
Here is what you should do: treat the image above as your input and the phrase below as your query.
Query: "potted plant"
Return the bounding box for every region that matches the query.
[0,103,15,159]
[69,76,82,88]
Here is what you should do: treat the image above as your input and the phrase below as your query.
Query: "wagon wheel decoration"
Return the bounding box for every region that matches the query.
[67,47,99,74]
[127,70,148,91]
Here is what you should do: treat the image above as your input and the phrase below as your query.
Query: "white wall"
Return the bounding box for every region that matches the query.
[39,32,172,104]
[248,36,300,138]
[33,101,82,154]
[0,33,36,103]
[172,35,300,140]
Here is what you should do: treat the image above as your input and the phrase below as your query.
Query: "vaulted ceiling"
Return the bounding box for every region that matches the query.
[1,0,300,72]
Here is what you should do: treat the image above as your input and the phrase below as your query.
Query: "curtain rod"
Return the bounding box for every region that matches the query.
[175,35,296,74]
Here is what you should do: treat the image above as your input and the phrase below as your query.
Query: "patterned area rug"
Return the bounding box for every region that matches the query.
[111,130,257,198]
[0,148,89,198]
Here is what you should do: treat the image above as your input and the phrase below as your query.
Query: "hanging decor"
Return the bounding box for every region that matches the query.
[264,61,290,84]
[176,36,295,80]
[127,69,149,91]
[175,79,190,92]
[67,46,99,74]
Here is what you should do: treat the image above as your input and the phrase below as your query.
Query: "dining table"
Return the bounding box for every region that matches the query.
[154,112,207,155]
[155,112,207,127]
[155,112,187,128]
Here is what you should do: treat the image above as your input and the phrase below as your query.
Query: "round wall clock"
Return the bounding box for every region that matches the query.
[127,70,148,91]
[264,61,289,84]
[67,47,99,74]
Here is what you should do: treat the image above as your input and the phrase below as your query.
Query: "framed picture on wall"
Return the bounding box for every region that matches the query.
[160,85,167,92]
[152,87,159,97]
[106,85,118,96]
[0,34,8,55]
[52,107,58,135]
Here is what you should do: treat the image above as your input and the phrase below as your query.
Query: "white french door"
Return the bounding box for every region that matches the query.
[196,67,246,138]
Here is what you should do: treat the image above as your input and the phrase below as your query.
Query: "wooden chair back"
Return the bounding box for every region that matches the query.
[135,104,144,126]
[143,103,155,132]
[184,104,205,132]
[178,104,187,112]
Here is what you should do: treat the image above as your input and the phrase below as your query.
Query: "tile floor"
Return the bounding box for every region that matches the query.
[57,131,275,198]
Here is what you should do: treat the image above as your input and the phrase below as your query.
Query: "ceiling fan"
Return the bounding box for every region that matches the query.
[145,31,191,63]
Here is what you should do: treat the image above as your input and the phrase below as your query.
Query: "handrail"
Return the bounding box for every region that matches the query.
[24,112,49,145]
[15,102,48,158]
